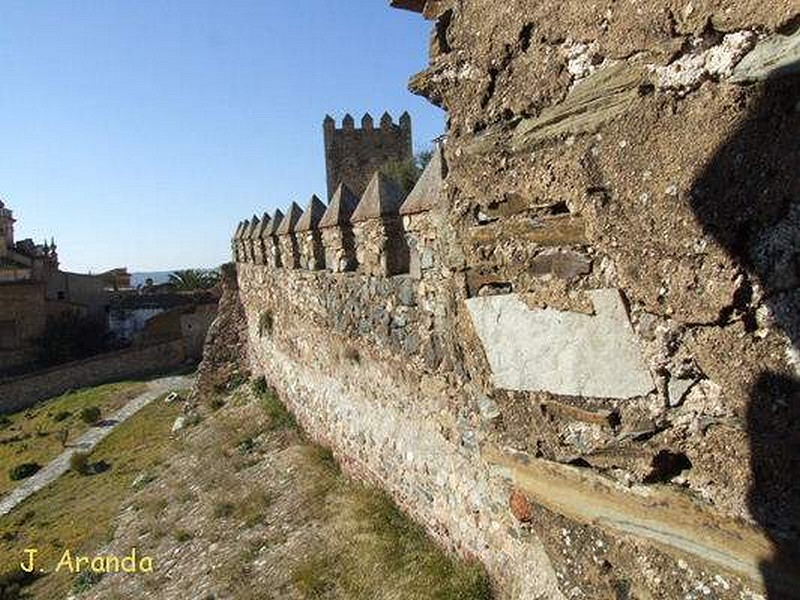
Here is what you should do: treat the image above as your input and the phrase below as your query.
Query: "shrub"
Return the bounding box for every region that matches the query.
[258,311,274,337]
[344,346,361,364]
[173,529,193,543]
[37,311,108,367]
[260,391,296,431]
[51,410,71,423]
[209,397,226,411]
[7,463,35,482]
[251,376,269,396]
[213,501,235,519]
[70,452,90,475]
[0,415,11,429]
[80,406,101,425]
[0,569,39,599]
[8,463,40,481]
[71,571,102,594]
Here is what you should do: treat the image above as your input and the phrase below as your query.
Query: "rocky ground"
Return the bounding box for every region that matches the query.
[79,380,491,600]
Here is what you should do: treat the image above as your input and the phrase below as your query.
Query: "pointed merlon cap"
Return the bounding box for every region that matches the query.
[296,195,327,232]
[361,113,374,130]
[233,221,245,240]
[254,212,272,238]
[400,145,446,215]
[244,215,260,239]
[320,183,360,228]
[380,112,394,130]
[352,172,405,223]
[240,219,253,240]
[399,111,411,129]
[267,208,284,236]
[342,114,355,130]
[276,202,304,235]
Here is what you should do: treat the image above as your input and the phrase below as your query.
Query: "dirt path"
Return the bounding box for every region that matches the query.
[0,375,190,517]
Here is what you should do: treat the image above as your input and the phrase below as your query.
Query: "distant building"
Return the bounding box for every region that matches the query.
[0,199,110,374]
[98,267,132,291]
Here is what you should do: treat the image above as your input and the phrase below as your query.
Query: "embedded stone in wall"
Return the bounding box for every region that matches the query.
[276,202,303,269]
[295,195,327,270]
[265,209,284,268]
[730,28,800,83]
[320,183,360,272]
[465,289,654,399]
[352,172,410,276]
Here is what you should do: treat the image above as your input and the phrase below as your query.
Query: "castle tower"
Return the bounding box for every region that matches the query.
[323,112,413,200]
[0,200,15,257]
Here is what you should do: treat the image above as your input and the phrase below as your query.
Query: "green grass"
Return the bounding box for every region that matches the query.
[291,487,493,600]
[0,394,181,600]
[0,381,147,495]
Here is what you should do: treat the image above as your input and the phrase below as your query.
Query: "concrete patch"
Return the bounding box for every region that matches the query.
[465,289,654,399]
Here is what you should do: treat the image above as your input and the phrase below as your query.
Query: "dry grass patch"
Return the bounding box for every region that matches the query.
[0,392,183,599]
[0,381,147,495]
[40,380,493,600]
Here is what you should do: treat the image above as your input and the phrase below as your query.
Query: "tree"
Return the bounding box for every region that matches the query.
[168,269,220,291]
[37,311,107,367]
[381,149,434,195]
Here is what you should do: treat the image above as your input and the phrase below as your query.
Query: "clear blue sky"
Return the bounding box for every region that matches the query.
[0,1,442,273]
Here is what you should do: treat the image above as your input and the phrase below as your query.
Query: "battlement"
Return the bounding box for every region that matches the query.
[323,111,413,199]
[233,144,445,279]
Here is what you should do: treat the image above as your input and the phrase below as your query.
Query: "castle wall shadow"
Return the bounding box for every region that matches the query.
[688,62,800,598]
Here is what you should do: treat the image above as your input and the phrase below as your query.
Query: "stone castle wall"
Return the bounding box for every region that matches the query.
[209,2,800,597]
[0,340,186,414]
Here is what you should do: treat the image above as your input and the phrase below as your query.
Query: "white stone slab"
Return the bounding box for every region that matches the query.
[465,289,654,399]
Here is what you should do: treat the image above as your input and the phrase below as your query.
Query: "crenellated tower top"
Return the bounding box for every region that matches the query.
[323,111,413,200]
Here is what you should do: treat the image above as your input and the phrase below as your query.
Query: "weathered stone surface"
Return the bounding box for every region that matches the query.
[465,289,654,399]
[351,172,406,222]
[276,203,303,235]
[324,113,412,199]
[528,249,592,279]
[295,195,327,232]
[319,183,359,228]
[731,28,800,83]
[266,209,284,235]
[668,377,695,407]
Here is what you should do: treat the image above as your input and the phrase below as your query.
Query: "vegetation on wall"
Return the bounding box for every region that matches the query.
[381,149,433,195]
